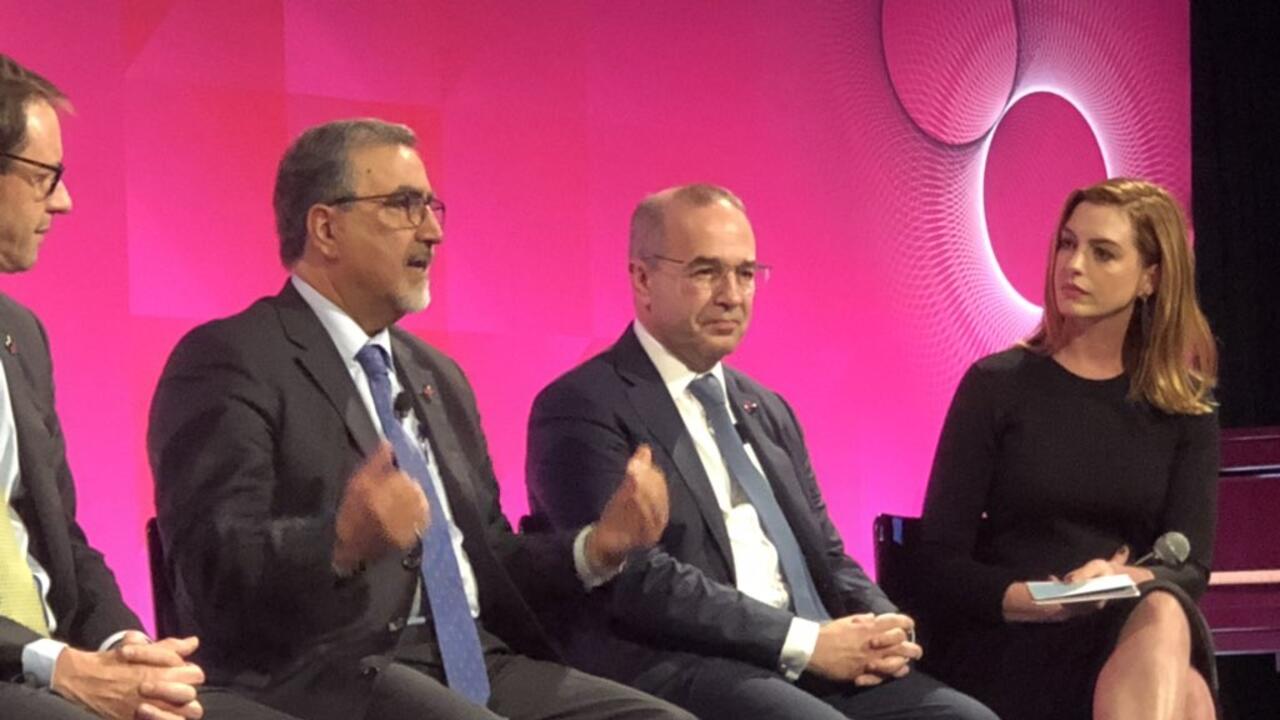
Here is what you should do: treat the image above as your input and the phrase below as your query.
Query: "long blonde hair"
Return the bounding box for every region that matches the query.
[1024,178,1217,415]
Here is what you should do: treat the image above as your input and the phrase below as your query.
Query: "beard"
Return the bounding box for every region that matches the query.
[395,278,431,315]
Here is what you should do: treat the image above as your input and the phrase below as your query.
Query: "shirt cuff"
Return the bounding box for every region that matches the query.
[22,638,68,687]
[778,617,821,681]
[99,630,138,651]
[573,524,624,589]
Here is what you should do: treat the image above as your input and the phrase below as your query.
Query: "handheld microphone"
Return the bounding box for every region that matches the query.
[393,391,413,419]
[1134,531,1190,568]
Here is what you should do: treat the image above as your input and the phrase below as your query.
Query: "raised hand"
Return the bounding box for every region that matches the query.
[333,441,430,573]
[585,444,670,572]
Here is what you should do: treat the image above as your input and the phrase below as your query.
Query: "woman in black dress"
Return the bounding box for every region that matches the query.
[920,179,1218,720]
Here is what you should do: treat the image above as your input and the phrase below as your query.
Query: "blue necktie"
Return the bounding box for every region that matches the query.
[688,374,830,622]
[356,345,490,705]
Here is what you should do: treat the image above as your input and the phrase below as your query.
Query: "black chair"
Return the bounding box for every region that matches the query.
[518,513,552,534]
[872,514,932,648]
[872,514,922,609]
[145,517,181,639]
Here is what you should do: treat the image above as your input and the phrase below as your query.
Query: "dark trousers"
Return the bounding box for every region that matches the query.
[0,681,300,720]
[636,655,999,720]
[366,625,693,720]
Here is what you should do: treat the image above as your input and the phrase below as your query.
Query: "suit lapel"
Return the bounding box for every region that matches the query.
[613,330,735,575]
[1,348,75,614]
[273,283,380,456]
[390,335,482,521]
[389,335,551,656]
[726,372,841,614]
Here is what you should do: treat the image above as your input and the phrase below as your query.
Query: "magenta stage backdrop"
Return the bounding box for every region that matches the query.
[1,1,1189,631]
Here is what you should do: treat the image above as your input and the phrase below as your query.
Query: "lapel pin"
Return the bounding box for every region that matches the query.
[3,334,15,355]
[421,384,435,403]
[742,400,759,414]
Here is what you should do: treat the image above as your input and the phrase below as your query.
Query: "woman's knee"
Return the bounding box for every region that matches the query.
[1139,592,1188,628]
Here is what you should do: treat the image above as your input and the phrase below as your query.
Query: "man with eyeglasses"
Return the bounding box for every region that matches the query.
[0,55,301,720]
[147,119,691,720]
[525,184,997,720]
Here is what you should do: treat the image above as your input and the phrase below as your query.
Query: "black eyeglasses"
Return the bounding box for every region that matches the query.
[1,152,65,199]
[326,191,445,229]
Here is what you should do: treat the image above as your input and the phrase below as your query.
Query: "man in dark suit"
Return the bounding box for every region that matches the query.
[147,119,690,720]
[525,184,998,719]
[0,55,294,720]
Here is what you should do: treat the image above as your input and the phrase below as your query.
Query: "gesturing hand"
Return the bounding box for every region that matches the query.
[585,444,670,572]
[333,442,430,573]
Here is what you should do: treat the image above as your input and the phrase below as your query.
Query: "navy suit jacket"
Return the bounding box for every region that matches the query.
[0,294,140,682]
[148,283,573,720]
[525,326,894,686]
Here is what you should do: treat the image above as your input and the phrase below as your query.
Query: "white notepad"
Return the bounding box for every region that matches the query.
[1027,574,1140,604]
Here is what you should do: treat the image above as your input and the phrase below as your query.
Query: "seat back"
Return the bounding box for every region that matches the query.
[873,514,924,614]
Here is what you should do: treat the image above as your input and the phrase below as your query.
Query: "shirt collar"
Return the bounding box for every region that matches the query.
[291,275,393,367]
[632,319,728,403]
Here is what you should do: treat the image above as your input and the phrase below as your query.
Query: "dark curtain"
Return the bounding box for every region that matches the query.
[1192,1,1280,429]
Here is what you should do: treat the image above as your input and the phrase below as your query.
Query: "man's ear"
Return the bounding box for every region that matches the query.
[307,204,341,260]
[629,259,652,307]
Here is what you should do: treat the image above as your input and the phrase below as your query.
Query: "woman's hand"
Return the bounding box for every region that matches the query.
[1001,580,1082,622]
[1063,545,1155,586]
[1002,546,1145,623]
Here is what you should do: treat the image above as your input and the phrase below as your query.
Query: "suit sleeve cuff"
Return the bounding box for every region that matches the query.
[778,617,821,681]
[573,524,624,589]
[22,638,68,687]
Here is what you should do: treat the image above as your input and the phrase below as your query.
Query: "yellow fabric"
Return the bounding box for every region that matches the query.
[0,492,49,636]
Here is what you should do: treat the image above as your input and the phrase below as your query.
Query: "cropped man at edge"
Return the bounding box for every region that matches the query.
[0,53,294,720]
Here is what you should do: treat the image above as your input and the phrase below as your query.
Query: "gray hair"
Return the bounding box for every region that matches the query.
[273,118,417,266]
[628,183,745,259]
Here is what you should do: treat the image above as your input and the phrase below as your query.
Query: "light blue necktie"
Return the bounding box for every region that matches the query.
[356,345,490,705]
[688,374,830,621]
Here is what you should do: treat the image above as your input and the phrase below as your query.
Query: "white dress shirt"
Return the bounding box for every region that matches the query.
[633,320,821,681]
[293,276,609,621]
[293,276,483,619]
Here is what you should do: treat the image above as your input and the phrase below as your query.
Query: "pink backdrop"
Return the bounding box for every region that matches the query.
[1,0,1189,632]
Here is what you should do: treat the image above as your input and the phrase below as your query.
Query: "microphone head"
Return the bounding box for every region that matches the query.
[393,391,413,418]
[1153,531,1191,567]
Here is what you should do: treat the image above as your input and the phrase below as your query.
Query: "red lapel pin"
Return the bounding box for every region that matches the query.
[421,384,435,402]
[4,334,16,355]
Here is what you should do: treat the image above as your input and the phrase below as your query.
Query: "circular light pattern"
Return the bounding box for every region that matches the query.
[868,0,1192,372]
[882,0,1018,145]
[980,90,1108,306]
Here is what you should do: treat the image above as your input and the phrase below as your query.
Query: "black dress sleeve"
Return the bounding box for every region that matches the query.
[920,364,1023,624]
[1149,410,1219,598]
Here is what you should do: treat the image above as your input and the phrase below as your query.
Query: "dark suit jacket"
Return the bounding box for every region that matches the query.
[147,283,575,720]
[525,326,895,687]
[0,294,141,682]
